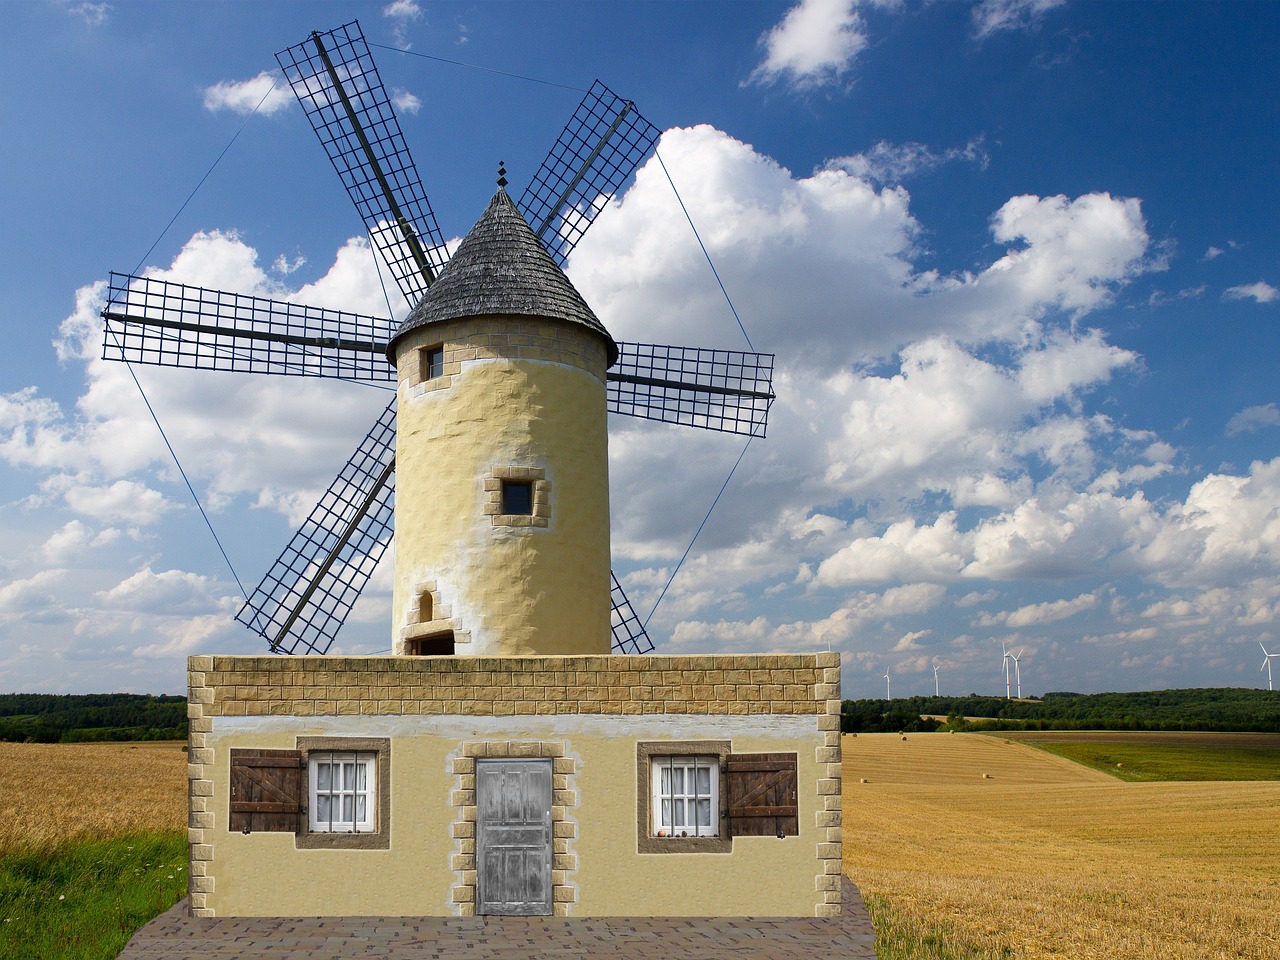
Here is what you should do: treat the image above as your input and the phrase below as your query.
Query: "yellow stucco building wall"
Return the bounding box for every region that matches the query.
[187,654,843,919]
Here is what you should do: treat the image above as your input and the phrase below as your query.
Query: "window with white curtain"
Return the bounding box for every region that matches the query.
[650,756,720,837]
[308,751,376,833]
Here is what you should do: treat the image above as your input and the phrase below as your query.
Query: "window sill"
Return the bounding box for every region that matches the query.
[637,834,732,855]
[295,830,389,851]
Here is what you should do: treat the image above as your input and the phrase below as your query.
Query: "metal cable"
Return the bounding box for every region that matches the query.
[109,81,284,602]
[368,41,588,94]
[643,150,764,628]
[655,151,756,352]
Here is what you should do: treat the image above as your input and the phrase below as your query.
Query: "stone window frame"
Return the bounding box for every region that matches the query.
[636,740,732,855]
[448,740,578,917]
[483,467,550,528]
[399,579,471,653]
[419,344,445,382]
[294,737,391,851]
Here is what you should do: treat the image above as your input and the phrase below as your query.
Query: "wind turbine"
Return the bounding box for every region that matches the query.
[1010,649,1023,699]
[1262,642,1279,691]
[884,670,891,701]
[1001,641,1011,699]
[933,663,940,697]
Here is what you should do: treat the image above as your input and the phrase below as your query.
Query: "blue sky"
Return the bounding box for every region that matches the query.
[2,0,1278,698]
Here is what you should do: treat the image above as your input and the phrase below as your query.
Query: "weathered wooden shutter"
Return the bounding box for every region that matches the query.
[229,748,303,833]
[726,752,799,837]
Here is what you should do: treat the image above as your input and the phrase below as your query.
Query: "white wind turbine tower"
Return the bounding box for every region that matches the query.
[884,670,891,701]
[1261,642,1279,691]
[933,663,941,697]
[1001,641,1011,699]
[1010,649,1023,699]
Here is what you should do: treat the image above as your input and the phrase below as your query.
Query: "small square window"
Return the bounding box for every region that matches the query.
[309,751,376,833]
[295,738,390,850]
[652,756,719,838]
[501,480,533,515]
[420,345,444,381]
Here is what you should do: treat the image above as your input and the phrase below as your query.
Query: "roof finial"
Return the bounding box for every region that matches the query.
[497,161,507,188]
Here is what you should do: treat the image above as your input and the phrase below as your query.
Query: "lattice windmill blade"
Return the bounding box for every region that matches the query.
[236,398,397,655]
[516,80,660,268]
[100,272,396,382]
[277,21,449,305]
[610,572,654,655]
[608,341,776,437]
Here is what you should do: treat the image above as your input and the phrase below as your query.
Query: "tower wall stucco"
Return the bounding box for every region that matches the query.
[391,316,611,656]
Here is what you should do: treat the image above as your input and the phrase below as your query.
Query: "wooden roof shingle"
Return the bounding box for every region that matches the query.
[387,187,617,367]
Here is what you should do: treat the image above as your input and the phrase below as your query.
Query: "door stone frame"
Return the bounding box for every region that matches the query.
[447,740,578,916]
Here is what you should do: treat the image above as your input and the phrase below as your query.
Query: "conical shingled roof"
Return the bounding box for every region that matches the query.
[387,187,617,367]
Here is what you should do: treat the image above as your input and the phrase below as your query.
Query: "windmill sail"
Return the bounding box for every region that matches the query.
[277,21,449,304]
[236,399,397,655]
[609,342,775,436]
[610,572,654,654]
[517,81,660,268]
[100,21,772,657]
[101,273,396,382]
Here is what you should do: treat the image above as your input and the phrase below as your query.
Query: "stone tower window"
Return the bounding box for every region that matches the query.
[484,468,550,528]
[501,480,533,515]
[405,632,454,656]
[420,345,444,381]
[400,581,467,655]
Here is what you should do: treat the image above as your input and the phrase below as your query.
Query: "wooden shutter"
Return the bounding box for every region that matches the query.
[229,748,303,833]
[726,752,799,838]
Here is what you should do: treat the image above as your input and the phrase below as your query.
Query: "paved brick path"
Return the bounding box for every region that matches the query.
[118,878,876,959]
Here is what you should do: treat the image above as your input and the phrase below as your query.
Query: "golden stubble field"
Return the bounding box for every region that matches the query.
[843,732,1280,959]
[4,736,1278,958]
[0,741,186,852]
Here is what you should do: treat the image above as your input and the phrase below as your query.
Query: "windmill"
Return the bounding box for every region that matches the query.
[1001,641,1011,699]
[883,670,891,701]
[932,662,940,697]
[1261,642,1279,691]
[98,22,774,658]
[1009,649,1023,699]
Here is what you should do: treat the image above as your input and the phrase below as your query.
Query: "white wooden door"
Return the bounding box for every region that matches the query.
[475,759,553,916]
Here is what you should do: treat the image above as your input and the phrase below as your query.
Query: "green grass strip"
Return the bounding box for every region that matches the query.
[865,893,1012,959]
[1030,742,1280,781]
[0,831,186,960]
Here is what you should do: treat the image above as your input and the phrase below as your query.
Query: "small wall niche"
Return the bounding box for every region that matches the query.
[405,632,455,656]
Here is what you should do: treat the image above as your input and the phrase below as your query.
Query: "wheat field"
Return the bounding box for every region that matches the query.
[843,732,1280,959]
[3,736,1278,957]
[0,742,187,852]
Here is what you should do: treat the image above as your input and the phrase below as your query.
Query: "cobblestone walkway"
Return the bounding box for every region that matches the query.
[118,878,876,959]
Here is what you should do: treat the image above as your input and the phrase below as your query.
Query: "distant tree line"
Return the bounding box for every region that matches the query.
[841,688,1280,734]
[0,693,188,743]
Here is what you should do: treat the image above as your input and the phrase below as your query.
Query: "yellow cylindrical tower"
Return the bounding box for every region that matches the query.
[385,186,616,657]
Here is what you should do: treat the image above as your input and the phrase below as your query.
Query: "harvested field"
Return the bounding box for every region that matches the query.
[0,741,187,852]
[843,732,1280,959]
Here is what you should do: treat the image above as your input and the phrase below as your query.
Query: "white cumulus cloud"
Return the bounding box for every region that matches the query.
[748,0,887,90]
[202,72,294,116]
[1223,281,1278,304]
[977,592,1098,628]
[827,137,989,184]
[1227,404,1280,436]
